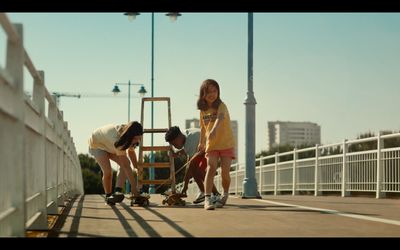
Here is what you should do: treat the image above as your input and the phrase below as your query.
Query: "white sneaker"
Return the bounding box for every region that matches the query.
[193,192,205,204]
[204,196,215,210]
[210,193,219,204]
[215,194,228,208]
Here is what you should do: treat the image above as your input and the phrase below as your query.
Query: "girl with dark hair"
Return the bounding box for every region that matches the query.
[197,79,235,210]
[88,121,144,205]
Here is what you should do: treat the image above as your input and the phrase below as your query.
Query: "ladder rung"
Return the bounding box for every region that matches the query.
[144,128,168,133]
[142,97,170,102]
[140,162,171,168]
[141,146,170,151]
[139,179,172,185]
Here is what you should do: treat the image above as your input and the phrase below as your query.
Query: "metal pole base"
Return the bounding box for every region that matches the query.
[242,177,262,199]
[149,185,155,194]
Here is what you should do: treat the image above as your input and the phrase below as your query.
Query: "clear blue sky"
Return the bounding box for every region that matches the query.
[2,13,400,165]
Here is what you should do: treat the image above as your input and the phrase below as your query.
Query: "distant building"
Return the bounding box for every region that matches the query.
[185,118,200,130]
[267,121,321,150]
[185,118,238,164]
[230,120,238,164]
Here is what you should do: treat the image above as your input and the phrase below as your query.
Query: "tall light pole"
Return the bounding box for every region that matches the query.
[112,81,147,193]
[242,12,260,198]
[124,12,181,194]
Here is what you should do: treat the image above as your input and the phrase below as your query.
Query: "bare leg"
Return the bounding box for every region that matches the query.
[93,153,113,194]
[191,165,205,193]
[220,157,232,193]
[111,155,139,196]
[195,167,218,194]
[109,154,127,191]
[116,167,126,190]
[182,163,195,194]
[204,155,218,195]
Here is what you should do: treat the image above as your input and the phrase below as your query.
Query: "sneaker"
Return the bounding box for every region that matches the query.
[210,193,221,204]
[112,191,125,203]
[105,196,116,206]
[214,194,228,208]
[193,192,205,204]
[204,196,215,210]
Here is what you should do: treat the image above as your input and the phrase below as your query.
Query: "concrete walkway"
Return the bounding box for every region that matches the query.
[52,194,400,237]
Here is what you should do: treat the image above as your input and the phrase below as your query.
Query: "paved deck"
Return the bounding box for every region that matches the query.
[52,194,400,237]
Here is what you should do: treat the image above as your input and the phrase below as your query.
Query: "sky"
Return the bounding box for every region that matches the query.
[2,13,400,167]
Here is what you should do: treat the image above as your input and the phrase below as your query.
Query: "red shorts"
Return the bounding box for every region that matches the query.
[190,153,207,172]
[205,147,236,159]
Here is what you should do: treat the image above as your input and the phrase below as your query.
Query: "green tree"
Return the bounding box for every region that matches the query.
[348,131,376,153]
[255,143,315,165]
[381,130,400,148]
[79,153,117,194]
[348,130,400,153]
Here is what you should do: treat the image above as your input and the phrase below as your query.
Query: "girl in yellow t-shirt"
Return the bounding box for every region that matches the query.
[88,121,143,205]
[197,79,235,210]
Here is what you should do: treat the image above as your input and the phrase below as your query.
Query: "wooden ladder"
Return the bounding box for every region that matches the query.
[138,97,175,192]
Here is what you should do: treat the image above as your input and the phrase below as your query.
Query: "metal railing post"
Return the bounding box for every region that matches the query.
[342,140,349,197]
[274,152,278,195]
[376,132,385,198]
[259,158,264,195]
[314,144,320,196]
[235,164,238,195]
[292,148,297,195]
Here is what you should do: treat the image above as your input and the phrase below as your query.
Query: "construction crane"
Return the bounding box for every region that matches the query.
[50,91,140,108]
[24,91,139,108]
[51,92,81,108]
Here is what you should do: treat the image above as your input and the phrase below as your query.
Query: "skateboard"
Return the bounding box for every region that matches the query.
[105,192,125,206]
[129,193,150,207]
[161,191,186,206]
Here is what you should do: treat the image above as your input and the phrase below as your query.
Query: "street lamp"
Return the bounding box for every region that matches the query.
[112,80,147,122]
[243,13,261,198]
[124,12,181,194]
[112,81,147,193]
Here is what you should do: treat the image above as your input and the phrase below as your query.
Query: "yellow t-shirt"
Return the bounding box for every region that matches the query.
[200,102,235,152]
[88,124,130,156]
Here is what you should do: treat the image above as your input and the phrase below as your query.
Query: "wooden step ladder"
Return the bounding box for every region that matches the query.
[138,97,175,193]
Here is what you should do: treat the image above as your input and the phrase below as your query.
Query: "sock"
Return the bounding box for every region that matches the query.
[224,192,229,197]
[115,187,122,193]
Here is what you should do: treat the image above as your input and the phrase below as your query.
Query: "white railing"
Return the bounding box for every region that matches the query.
[178,133,400,199]
[0,13,83,237]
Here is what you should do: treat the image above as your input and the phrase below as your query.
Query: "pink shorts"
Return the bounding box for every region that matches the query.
[205,147,236,159]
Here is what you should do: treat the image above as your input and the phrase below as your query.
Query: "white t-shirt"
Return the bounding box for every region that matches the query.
[182,128,200,158]
[88,124,128,156]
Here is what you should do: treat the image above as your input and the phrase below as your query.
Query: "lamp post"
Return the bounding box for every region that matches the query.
[124,12,181,194]
[112,80,147,193]
[242,12,261,198]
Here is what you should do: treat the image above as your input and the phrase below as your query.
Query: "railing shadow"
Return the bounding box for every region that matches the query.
[110,205,138,237]
[143,206,193,237]
[48,195,84,237]
[119,203,161,237]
